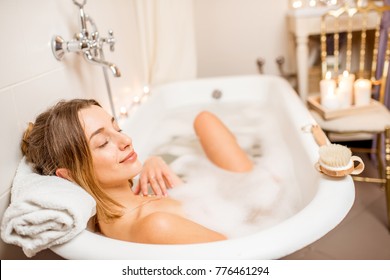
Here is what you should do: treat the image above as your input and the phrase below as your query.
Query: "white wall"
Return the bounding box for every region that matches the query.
[194,0,291,77]
[0,0,145,259]
[0,0,292,259]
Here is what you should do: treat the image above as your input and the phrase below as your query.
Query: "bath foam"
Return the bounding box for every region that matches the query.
[149,102,303,238]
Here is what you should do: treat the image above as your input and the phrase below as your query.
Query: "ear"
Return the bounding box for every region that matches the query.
[55,168,73,181]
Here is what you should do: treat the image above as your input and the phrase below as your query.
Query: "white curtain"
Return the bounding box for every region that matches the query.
[134,0,197,85]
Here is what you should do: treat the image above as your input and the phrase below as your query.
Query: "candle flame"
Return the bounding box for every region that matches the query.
[343,70,349,77]
[292,1,302,9]
[325,71,332,79]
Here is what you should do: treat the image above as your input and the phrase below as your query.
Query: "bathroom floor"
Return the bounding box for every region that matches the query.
[282,151,390,260]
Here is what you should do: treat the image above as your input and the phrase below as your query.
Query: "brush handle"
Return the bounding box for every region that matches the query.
[350,156,365,175]
[311,125,328,146]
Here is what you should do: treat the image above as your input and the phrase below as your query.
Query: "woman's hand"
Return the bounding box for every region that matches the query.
[133,156,183,197]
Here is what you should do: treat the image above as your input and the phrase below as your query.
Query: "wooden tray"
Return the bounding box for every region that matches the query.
[307,95,381,120]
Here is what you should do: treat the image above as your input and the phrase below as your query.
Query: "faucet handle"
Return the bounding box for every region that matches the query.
[107,30,115,52]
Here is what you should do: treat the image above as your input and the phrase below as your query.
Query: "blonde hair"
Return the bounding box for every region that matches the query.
[21,99,124,223]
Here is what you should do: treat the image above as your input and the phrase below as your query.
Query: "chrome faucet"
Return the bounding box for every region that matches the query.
[83,49,121,77]
[51,0,121,77]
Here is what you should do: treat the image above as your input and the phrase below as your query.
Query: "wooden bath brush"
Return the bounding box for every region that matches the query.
[311,125,365,177]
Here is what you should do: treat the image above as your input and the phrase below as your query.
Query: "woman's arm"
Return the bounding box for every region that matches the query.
[129,212,227,244]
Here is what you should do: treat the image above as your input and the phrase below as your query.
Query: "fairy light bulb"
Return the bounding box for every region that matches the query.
[119,106,128,118]
[143,85,150,95]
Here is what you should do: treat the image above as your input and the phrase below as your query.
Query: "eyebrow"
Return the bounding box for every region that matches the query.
[89,117,115,141]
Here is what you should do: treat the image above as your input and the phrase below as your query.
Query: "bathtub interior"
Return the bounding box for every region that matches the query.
[51,75,355,259]
[126,75,318,206]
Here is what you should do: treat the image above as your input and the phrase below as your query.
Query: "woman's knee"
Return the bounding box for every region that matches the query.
[193,111,253,173]
[194,111,215,134]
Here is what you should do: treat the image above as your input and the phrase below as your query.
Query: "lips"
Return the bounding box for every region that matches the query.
[120,151,137,163]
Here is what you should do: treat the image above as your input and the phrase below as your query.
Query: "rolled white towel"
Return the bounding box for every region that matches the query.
[0,157,96,257]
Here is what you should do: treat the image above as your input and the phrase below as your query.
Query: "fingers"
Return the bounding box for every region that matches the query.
[137,175,152,196]
[161,173,174,190]
[136,172,173,197]
[149,176,168,197]
[132,182,141,195]
[135,156,182,197]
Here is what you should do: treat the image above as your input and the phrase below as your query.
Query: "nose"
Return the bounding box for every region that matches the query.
[117,133,132,151]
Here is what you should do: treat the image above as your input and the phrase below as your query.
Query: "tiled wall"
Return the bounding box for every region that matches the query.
[0,0,145,259]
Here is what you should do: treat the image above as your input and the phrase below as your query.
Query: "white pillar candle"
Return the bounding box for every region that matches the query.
[338,70,355,108]
[354,78,372,106]
[320,71,337,108]
[321,82,341,110]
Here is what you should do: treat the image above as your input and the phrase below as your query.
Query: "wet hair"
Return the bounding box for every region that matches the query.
[21,99,123,223]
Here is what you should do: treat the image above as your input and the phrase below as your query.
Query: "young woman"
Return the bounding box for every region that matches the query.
[21,99,253,245]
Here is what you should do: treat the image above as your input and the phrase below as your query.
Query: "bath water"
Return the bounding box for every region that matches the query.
[145,102,302,238]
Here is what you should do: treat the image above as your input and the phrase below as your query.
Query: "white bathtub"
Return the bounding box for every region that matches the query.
[51,75,355,259]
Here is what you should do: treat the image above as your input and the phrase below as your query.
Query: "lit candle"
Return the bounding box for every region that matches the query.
[308,0,317,7]
[322,88,342,110]
[338,70,355,108]
[354,78,372,106]
[320,71,338,109]
[292,0,303,9]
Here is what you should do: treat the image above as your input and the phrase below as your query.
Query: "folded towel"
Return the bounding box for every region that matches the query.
[1,157,96,257]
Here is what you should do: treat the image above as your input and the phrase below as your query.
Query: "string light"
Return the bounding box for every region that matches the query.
[143,85,150,95]
[119,106,128,118]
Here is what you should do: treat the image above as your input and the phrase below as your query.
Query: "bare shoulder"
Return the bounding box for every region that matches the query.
[130,212,226,244]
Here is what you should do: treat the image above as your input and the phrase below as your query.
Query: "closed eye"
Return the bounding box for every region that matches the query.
[98,140,109,148]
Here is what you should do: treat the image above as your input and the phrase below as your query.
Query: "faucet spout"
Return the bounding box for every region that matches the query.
[109,63,121,77]
[83,50,121,77]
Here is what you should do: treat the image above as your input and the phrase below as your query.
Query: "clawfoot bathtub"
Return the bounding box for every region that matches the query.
[51,75,355,259]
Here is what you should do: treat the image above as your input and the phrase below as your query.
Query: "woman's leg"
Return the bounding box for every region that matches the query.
[193,111,253,172]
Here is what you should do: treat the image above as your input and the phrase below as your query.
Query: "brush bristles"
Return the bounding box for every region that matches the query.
[319,144,352,167]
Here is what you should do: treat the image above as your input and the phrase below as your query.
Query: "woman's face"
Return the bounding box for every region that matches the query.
[78,105,142,188]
